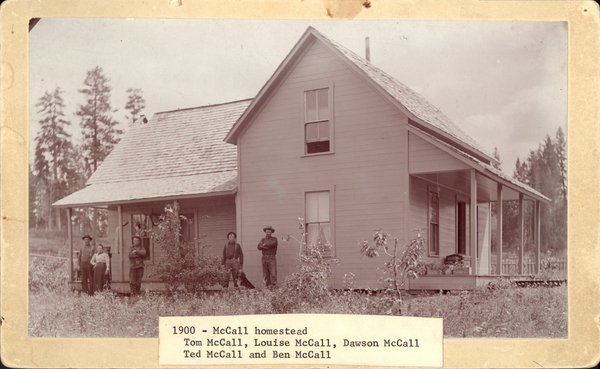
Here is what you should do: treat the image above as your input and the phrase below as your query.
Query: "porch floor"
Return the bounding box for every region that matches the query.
[407,274,541,293]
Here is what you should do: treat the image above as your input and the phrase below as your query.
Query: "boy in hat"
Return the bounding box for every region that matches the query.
[222,232,244,288]
[257,225,278,287]
[78,235,94,295]
[129,235,146,295]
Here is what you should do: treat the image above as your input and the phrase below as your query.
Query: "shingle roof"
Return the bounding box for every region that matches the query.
[54,99,251,207]
[315,28,492,160]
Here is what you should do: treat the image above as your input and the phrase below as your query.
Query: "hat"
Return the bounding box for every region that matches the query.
[227,231,237,239]
[132,235,142,242]
[82,235,93,240]
[263,225,275,233]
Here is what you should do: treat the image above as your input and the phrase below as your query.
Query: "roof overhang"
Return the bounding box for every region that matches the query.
[408,126,551,204]
[53,172,238,208]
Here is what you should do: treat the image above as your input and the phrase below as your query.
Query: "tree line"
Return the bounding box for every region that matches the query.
[491,127,567,257]
[30,66,146,236]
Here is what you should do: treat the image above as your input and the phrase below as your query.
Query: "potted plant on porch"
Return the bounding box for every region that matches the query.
[424,261,444,275]
[449,259,471,275]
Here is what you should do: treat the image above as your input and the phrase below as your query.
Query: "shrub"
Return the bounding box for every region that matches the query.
[272,218,337,313]
[149,201,228,293]
[359,229,425,301]
[29,255,69,293]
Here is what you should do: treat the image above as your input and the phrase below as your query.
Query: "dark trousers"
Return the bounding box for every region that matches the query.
[262,255,277,287]
[93,262,107,292]
[80,260,93,295]
[129,267,144,295]
[223,259,240,288]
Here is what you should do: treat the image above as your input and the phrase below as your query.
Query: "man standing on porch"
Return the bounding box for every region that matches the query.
[257,225,278,288]
[78,235,94,295]
[129,235,146,295]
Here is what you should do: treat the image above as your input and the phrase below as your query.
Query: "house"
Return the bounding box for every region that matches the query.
[54,27,550,293]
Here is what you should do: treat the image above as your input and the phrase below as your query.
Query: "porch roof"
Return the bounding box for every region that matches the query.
[53,172,237,208]
[53,99,251,208]
[409,126,551,203]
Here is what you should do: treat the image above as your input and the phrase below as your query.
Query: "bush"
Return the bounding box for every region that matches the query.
[359,229,425,301]
[149,201,228,293]
[29,256,69,293]
[272,218,337,313]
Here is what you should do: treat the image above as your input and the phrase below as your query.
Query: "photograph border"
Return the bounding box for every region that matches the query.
[2,0,599,368]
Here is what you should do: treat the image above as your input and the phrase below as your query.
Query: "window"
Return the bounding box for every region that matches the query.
[179,213,195,244]
[304,88,330,154]
[428,191,440,256]
[305,191,332,256]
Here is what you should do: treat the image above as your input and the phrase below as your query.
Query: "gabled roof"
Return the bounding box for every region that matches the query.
[224,26,495,165]
[54,99,252,208]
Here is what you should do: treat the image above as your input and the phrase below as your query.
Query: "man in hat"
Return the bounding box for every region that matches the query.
[257,225,278,287]
[222,232,244,288]
[129,235,146,295]
[78,235,94,295]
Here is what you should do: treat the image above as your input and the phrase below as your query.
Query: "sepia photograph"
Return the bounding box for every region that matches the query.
[27,17,569,340]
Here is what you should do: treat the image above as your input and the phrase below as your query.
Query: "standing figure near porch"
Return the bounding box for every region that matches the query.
[91,244,110,292]
[129,235,146,295]
[78,235,94,295]
[222,232,244,288]
[257,225,278,288]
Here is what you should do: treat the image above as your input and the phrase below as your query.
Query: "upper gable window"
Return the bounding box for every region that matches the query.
[304,88,331,154]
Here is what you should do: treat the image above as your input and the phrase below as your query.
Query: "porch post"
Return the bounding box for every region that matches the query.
[118,204,124,281]
[518,193,524,275]
[535,200,541,274]
[67,207,73,283]
[496,184,503,275]
[470,169,477,274]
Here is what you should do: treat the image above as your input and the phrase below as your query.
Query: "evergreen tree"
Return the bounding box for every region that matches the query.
[76,66,122,173]
[492,146,502,171]
[505,128,567,256]
[33,87,72,230]
[76,66,122,239]
[29,165,38,230]
[555,127,567,200]
[124,88,146,126]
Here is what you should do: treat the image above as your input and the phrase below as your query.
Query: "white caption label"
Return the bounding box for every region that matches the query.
[159,314,443,367]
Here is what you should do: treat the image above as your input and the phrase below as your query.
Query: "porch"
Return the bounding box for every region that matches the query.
[407,127,552,281]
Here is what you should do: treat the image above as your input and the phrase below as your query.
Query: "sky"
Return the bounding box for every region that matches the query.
[29,19,567,174]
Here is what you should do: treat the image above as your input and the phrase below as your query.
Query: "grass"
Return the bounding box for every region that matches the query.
[28,256,567,338]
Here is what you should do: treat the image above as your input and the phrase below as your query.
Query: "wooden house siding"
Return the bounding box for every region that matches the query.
[409,132,470,174]
[238,40,408,289]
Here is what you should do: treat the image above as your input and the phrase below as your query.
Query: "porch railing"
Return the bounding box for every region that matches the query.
[490,255,567,275]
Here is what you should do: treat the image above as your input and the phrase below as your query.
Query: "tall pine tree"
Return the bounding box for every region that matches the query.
[76,66,122,174]
[34,87,72,230]
[124,88,146,126]
[76,66,122,239]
